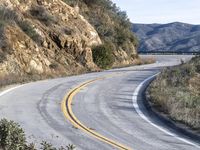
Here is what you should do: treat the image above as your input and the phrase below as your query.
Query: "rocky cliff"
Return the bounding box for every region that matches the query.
[0,0,139,84]
[0,0,102,79]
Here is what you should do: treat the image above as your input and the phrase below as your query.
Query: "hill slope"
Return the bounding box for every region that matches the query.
[0,0,102,77]
[133,22,200,53]
[149,56,200,131]
[0,0,138,85]
[64,0,139,66]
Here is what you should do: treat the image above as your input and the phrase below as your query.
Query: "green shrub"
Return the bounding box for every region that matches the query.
[0,7,42,45]
[30,5,56,26]
[18,20,42,45]
[66,144,76,150]
[92,43,114,69]
[0,119,76,150]
[0,7,18,30]
[25,143,37,150]
[40,141,76,150]
[0,119,26,150]
[0,20,6,28]
[63,0,139,62]
[0,7,18,23]
[40,141,56,150]
[62,0,76,6]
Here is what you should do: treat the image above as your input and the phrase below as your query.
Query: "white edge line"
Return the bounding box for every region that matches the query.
[132,73,200,149]
[0,74,199,148]
[0,85,24,97]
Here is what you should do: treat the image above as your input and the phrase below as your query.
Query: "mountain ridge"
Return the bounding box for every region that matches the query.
[133,22,200,53]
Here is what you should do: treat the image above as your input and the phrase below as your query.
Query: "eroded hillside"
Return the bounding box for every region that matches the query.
[0,0,139,84]
[0,0,102,79]
[63,0,139,66]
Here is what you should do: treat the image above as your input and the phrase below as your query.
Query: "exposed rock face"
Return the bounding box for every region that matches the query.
[0,0,102,77]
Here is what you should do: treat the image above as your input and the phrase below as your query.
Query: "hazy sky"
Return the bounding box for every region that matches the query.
[112,0,200,24]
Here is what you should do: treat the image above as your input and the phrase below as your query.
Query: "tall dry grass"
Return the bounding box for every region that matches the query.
[148,56,200,131]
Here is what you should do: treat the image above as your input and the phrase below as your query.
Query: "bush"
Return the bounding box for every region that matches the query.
[92,43,114,69]
[0,119,76,150]
[0,7,19,31]
[0,7,18,25]
[63,0,139,63]
[30,5,56,26]
[25,143,37,150]
[40,141,56,150]
[0,119,26,150]
[40,141,76,150]
[18,20,42,45]
[62,0,76,6]
[0,20,6,28]
[148,56,200,130]
[66,144,76,150]
[0,7,42,45]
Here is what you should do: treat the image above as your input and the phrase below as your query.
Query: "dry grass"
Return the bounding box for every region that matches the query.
[148,56,200,131]
[141,56,156,64]
[29,5,57,26]
[0,65,88,90]
[0,73,47,89]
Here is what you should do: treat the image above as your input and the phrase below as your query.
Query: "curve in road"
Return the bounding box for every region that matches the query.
[132,73,200,149]
[61,77,131,150]
[0,55,199,150]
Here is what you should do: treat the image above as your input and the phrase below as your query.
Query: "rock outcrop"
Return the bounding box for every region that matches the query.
[0,0,102,77]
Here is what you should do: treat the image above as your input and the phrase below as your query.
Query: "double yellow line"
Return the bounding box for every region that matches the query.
[61,77,132,150]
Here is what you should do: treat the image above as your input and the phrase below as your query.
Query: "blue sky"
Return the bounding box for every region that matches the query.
[112,0,200,24]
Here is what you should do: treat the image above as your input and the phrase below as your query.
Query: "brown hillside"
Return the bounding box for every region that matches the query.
[0,0,102,79]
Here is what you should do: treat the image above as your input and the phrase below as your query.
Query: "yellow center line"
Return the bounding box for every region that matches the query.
[61,75,132,150]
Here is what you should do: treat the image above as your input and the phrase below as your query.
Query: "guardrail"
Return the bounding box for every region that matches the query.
[139,51,200,55]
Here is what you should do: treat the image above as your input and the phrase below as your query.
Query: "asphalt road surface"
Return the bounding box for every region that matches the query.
[0,55,199,150]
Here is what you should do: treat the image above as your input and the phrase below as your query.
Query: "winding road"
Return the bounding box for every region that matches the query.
[0,55,199,150]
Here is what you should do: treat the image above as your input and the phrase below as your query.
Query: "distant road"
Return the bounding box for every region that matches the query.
[0,55,199,150]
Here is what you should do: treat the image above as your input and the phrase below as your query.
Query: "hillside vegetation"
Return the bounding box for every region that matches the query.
[64,0,139,66]
[133,22,200,53]
[0,0,101,77]
[0,119,75,150]
[149,56,200,131]
[0,0,139,87]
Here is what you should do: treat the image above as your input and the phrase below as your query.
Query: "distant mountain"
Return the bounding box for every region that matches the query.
[132,22,200,53]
